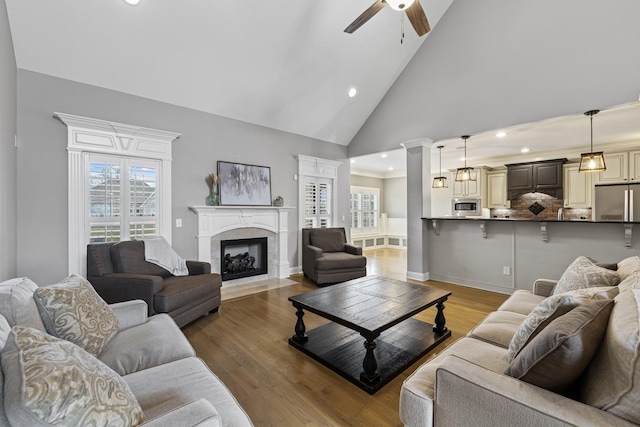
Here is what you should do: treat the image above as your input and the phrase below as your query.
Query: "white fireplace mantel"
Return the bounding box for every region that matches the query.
[189,206,293,280]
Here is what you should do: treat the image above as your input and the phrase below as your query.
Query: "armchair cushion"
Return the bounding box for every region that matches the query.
[316,252,367,270]
[2,326,145,427]
[155,275,221,313]
[505,299,613,392]
[309,228,346,252]
[34,275,120,357]
[111,240,172,278]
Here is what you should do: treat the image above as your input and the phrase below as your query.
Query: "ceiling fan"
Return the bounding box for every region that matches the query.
[344,0,431,36]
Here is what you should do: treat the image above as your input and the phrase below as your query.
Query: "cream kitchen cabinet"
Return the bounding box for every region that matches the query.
[451,168,487,199]
[486,170,508,208]
[563,164,592,208]
[594,150,640,184]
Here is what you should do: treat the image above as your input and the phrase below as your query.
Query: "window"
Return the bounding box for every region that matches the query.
[56,112,179,276]
[350,186,379,232]
[304,177,332,228]
[88,154,161,243]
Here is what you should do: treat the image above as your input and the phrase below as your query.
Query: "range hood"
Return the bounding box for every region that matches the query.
[506,159,567,200]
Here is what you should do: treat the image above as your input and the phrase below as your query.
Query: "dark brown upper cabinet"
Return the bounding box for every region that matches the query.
[506,159,567,200]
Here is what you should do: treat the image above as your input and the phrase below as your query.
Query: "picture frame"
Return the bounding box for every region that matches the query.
[217,161,272,206]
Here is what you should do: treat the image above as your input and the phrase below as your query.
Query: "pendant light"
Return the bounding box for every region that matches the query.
[432,145,448,188]
[455,135,476,182]
[579,110,606,173]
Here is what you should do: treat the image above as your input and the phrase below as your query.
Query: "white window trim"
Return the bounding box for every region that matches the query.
[55,112,180,277]
[297,155,341,267]
[350,185,380,236]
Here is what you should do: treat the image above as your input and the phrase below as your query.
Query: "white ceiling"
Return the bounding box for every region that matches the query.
[351,101,640,177]
[5,0,452,146]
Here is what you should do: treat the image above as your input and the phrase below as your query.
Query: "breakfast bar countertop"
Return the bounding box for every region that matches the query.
[422,217,640,224]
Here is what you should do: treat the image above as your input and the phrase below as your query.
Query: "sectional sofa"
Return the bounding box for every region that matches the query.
[400,255,640,427]
[0,275,253,426]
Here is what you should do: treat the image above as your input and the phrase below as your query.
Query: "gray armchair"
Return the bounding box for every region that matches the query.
[302,227,366,285]
[87,240,221,327]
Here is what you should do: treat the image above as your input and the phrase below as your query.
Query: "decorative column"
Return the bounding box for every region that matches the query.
[402,138,434,281]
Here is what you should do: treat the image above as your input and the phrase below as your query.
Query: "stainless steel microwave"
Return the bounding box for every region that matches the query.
[452,198,481,216]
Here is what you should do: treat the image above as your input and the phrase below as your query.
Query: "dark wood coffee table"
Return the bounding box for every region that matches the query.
[288,275,451,394]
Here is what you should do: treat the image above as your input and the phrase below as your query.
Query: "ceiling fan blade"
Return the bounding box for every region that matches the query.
[344,0,387,34]
[405,0,431,36]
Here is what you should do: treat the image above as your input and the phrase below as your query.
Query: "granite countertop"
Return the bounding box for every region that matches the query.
[422,217,640,224]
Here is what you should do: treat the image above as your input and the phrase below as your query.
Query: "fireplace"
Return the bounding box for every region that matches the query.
[220,237,268,281]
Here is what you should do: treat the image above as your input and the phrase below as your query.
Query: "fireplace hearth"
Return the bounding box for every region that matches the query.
[220,237,268,281]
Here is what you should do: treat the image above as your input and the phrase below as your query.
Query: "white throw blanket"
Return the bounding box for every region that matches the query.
[142,236,189,276]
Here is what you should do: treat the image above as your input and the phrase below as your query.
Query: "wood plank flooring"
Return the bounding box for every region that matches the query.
[182,248,509,426]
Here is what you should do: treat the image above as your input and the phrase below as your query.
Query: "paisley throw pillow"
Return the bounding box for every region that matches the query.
[33,275,119,356]
[2,326,145,426]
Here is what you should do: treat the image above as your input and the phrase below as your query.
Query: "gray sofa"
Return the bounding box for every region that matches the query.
[302,227,366,285]
[400,255,640,427]
[87,240,222,327]
[0,276,252,426]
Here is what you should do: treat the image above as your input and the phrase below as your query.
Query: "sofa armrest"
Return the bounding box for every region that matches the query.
[434,355,634,427]
[88,274,164,315]
[345,244,362,256]
[109,300,148,329]
[141,399,221,427]
[303,245,323,276]
[187,260,211,275]
[533,279,558,296]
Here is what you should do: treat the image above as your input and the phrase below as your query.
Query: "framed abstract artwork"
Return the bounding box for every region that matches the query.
[217,161,272,206]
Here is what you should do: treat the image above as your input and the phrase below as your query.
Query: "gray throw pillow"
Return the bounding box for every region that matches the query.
[553,256,621,295]
[33,275,119,357]
[0,277,46,332]
[507,286,618,362]
[2,326,145,427]
[505,299,614,393]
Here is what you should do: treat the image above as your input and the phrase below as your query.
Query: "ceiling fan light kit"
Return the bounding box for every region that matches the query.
[455,136,476,182]
[386,0,415,11]
[344,0,430,37]
[579,110,606,173]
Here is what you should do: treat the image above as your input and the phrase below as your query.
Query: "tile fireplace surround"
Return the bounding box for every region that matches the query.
[189,206,293,286]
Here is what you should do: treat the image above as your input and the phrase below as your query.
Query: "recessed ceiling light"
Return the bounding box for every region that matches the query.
[380,153,388,158]
[124,0,140,5]
[348,88,357,98]
[460,157,466,161]
[496,131,507,138]
[388,167,394,171]
[521,148,531,153]
[350,159,356,163]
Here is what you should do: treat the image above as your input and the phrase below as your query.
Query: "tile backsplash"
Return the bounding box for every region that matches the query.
[490,193,592,220]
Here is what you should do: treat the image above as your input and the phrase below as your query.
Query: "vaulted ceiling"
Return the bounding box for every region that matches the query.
[5,0,452,146]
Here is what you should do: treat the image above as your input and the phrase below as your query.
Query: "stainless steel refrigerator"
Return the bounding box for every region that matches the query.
[594,183,640,221]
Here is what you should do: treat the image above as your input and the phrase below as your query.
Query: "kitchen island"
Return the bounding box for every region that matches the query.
[421,216,639,294]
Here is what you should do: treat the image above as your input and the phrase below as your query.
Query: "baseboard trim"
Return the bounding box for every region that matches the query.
[406,271,429,282]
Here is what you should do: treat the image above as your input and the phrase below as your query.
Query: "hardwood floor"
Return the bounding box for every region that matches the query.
[182,248,509,426]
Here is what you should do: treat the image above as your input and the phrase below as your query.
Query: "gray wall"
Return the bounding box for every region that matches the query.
[0,0,17,281]
[16,70,350,285]
[428,220,639,294]
[383,176,406,218]
[349,0,640,157]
